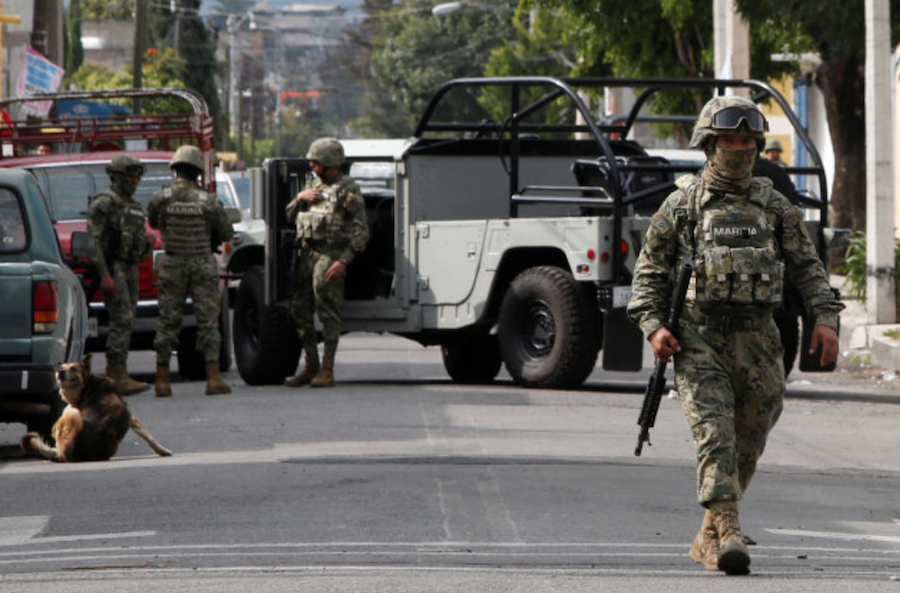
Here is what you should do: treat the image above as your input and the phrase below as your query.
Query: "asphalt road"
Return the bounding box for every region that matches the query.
[0,334,899,592]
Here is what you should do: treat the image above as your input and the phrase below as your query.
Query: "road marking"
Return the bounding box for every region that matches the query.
[0,516,154,547]
[767,527,900,544]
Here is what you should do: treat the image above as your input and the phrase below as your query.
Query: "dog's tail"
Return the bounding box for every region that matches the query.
[129,417,173,457]
[20,433,62,462]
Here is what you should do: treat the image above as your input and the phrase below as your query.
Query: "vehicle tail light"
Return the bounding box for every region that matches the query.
[620,240,629,255]
[33,280,59,333]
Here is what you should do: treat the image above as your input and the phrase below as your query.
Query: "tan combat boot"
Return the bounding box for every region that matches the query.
[205,361,232,395]
[709,502,751,575]
[155,364,172,398]
[106,364,150,396]
[284,355,321,387]
[688,509,720,571]
[310,356,334,388]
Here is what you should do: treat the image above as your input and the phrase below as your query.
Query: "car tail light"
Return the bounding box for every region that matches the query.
[33,280,59,333]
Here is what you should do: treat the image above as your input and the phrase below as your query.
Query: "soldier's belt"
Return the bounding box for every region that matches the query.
[686,310,768,332]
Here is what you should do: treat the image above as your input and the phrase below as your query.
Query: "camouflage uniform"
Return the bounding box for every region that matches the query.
[629,174,842,503]
[628,95,843,574]
[87,155,152,395]
[286,169,368,363]
[88,186,150,366]
[148,178,233,367]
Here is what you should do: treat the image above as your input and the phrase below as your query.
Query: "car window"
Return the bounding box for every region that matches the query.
[0,189,26,252]
[26,162,172,221]
[229,174,250,211]
[215,173,239,208]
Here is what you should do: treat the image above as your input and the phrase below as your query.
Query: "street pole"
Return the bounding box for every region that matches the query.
[0,2,22,101]
[865,0,895,323]
[133,0,147,114]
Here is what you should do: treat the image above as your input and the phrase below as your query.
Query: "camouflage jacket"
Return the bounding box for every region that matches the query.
[285,171,368,264]
[87,188,151,276]
[627,174,844,339]
[147,178,233,257]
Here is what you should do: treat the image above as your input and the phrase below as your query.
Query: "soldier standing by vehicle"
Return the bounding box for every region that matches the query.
[283,138,368,388]
[627,96,842,575]
[762,138,787,167]
[148,146,233,397]
[87,155,155,395]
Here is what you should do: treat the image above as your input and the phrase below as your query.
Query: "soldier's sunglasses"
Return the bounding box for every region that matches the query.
[711,107,768,133]
[124,164,144,177]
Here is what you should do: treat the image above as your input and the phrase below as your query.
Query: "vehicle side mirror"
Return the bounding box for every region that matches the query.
[225,206,242,225]
[70,231,96,258]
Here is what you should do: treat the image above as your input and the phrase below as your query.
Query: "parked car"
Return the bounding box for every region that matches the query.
[0,168,89,438]
[0,89,240,381]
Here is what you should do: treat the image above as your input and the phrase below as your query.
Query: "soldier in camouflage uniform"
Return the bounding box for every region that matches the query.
[87,155,155,395]
[627,96,843,575]
[148,145,234,397]
[284,138,369,388]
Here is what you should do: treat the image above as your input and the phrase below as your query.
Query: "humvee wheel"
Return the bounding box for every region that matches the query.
[498,266,599,389]
[441,332,502,384]
[233,266,301,384]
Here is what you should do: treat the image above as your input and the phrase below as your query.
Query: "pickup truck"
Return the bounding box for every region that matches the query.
[0,168,89,437]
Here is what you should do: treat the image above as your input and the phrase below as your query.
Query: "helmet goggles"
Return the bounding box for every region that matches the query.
[711,106,768,133]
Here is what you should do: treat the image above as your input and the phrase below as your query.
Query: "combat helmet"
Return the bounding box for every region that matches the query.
[106,154,144,178]
[689,95,768,152]
[306,138,344,168]
[169,145,204,171]
[764,138,783,152]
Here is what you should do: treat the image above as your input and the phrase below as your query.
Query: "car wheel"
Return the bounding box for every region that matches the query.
[233,266,301,384]
[498,266,599,389]
[26,390,65,443]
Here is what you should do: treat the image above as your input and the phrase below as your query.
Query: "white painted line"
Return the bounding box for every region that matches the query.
[766,527,900,544]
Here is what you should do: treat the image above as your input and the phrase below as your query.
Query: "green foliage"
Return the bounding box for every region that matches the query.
[839,231,900,310]
[478,5,580,126]
[66,0,84,77]
[358,0,516,137]
[68,48,191,114]
[81,0,132,21]
[151,1,226,143]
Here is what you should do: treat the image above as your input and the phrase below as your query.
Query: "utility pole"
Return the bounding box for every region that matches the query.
[865,0,895,323]
[0,2,21,101]
[133,0,147,114]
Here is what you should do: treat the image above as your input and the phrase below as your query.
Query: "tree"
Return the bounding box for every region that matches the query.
[354,0,517,137]
[65,0,84,78]
[150,1,226,142]
[67,48,191,114]
[735,0,900,231]
[81,0,132,21]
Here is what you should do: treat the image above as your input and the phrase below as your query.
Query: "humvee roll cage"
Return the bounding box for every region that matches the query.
[410,76,830,285]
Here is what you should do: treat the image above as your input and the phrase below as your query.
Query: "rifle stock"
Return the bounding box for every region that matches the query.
[635,255,695,456]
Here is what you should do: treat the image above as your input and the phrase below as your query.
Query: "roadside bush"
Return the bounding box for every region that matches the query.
[836,231,900,310]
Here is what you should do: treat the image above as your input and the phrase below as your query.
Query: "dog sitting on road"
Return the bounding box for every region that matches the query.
[20,354,172,462]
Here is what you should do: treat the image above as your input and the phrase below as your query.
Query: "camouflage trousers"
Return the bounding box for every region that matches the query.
[289,247,345,360]
[674,310,784,507]
[102,260,141,366]
[154,253,222,364]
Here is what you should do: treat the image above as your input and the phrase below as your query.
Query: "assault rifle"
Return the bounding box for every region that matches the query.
[635,254,696,457]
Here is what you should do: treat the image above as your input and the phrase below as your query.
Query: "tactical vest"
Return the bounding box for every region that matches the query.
[159,186,211,257]
[678,176,784,310]
[295,180,346,242]
[91,190,149,264]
